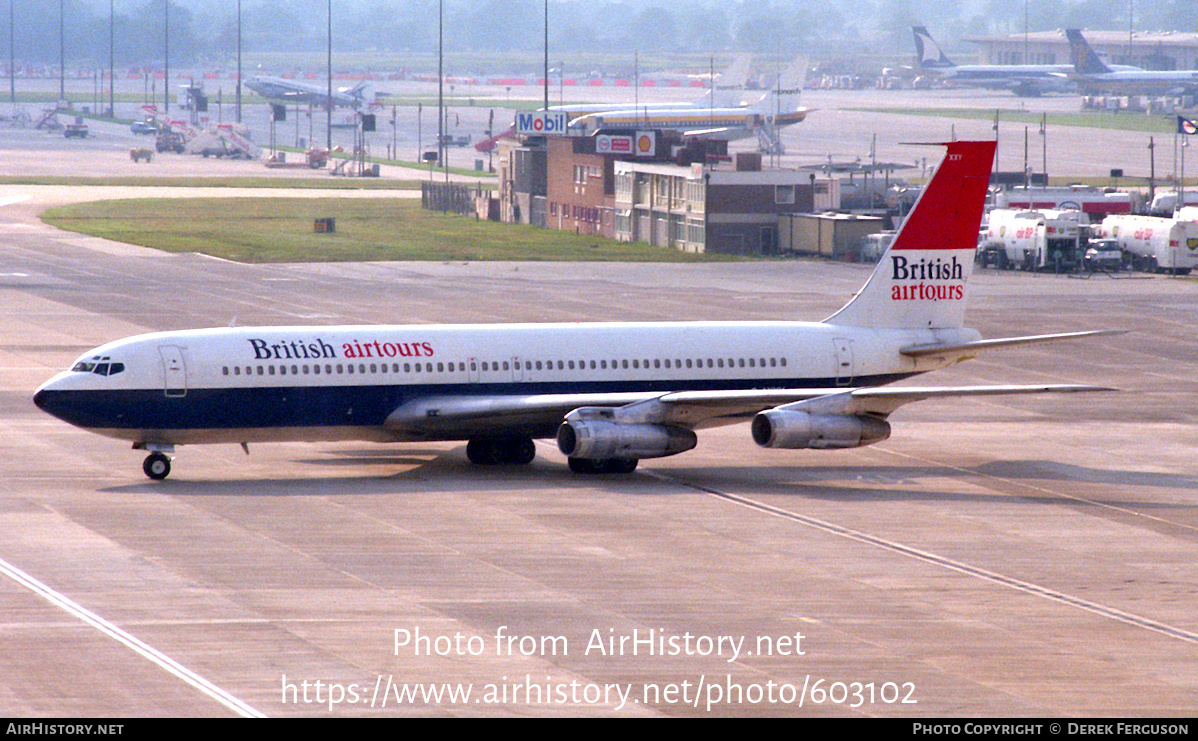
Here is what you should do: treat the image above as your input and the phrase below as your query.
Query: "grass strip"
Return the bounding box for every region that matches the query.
[39,197,729,263]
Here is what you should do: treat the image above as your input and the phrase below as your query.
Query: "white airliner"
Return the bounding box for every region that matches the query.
[566,57,808,153]
[549,54,753,118]
[477,56,753,153]
[912,26,1076,97]
[34,140,1115,480]
[1065,29,1198,96]
[245,75,376,110]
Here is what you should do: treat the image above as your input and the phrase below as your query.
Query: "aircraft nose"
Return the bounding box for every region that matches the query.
[33,373,71,418]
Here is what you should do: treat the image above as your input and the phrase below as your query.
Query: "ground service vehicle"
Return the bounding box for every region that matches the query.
[980,208,1086,272]
[63,118,88,138]
[1083,238,1122,272]
[1097,214,1198,274]
[995,185,1134,219]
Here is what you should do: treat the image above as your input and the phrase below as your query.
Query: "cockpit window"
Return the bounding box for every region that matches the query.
[71,356,125,376]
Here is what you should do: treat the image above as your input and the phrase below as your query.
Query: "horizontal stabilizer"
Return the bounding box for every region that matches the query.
[900,329,1127,361]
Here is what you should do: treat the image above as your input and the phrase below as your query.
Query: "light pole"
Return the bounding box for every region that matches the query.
[326,0,332,151]
[438,0,444,178]
[108,0,113,116]
[543,0,548,112]
[58,0,63,101]
[164,0,169,114]
[236,0,242,123]
[9,0,15,104]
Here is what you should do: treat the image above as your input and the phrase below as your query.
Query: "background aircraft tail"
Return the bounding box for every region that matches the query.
[1065,29,1113,74]
[749,56,807,114]
[825,140,996,330]
[342,82,376,109]
[913,26,955,68]
[692,54,752,108]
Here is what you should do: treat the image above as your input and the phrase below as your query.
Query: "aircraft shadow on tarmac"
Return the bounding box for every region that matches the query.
[652,459,1198,506]
[101,448,1198,506]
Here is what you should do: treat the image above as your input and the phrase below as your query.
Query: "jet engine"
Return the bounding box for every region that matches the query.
[750,410,890,450]
[556,420,698,460]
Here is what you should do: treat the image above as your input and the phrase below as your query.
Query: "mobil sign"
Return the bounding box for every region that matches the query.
[515,110,569,135]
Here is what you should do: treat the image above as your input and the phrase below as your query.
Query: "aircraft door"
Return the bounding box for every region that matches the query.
[510,357,524,382]
[158,345,188,397]
[833,338,854,386]
[468,357,481,383]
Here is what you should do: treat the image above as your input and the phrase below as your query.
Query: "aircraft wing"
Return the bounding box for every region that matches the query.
[384,383,1112,440]
[681,127,735,138]
[385,392,659,438]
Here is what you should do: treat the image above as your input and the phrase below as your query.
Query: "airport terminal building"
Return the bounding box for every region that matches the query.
[497,132,825,256]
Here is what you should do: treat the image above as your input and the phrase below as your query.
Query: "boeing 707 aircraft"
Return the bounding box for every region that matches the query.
[34,140,1114,480]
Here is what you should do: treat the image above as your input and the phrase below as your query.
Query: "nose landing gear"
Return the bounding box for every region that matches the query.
[142,452,172,480]
[135,443,176,480]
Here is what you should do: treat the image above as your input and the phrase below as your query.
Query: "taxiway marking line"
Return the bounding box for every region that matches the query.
[647,471,1198,646]
[0,555,266,717]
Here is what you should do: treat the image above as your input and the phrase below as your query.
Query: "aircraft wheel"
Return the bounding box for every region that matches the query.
[508,437,536,465]
[604,458,638,474]
[466,438,499,465]
[143,452,171,480]
[467,436,536,466]
[568,457,598,474]
[568,457,638,474]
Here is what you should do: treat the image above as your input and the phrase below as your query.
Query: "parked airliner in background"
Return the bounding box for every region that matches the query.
[245,76,376,110]
[1065,28,1198,96]
[567,56,808,153]
[913,26,1138,97]
[477,56,753,153]
[550,55,753,118]
[34,140,1116,480]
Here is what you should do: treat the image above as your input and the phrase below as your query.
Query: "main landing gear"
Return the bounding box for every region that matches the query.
[465,436,537,466]
[567,457,638,474]
[463,436,639,474]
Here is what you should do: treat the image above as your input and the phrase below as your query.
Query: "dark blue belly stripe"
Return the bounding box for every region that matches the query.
[35,373,919,434]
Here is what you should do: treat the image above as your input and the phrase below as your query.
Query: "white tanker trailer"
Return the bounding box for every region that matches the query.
[1097,214,1198,275]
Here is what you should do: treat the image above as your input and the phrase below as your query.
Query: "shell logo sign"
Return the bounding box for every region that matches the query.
[636,132,656,156]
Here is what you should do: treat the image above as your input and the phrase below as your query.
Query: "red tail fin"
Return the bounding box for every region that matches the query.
[826,140,995,329]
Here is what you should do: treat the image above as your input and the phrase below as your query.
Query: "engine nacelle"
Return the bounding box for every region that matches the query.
[557,420,698,460]
[750,410,891,450]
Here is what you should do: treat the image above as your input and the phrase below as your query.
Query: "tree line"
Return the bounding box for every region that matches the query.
[7,0,1198,69]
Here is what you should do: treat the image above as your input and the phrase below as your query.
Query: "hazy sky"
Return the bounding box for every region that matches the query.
[17,0,1194,69]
